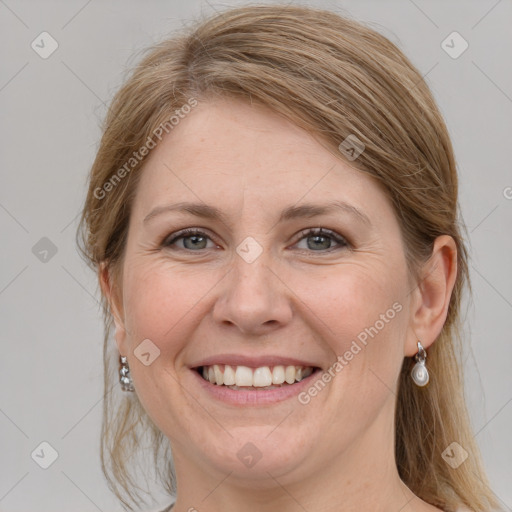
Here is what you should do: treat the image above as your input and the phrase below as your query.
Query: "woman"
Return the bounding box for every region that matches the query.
[77,4,500,512]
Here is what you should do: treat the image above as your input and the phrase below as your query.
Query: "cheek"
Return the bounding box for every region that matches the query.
[305,264,405,341]
[122,262,200,353]
[303,264,408,396]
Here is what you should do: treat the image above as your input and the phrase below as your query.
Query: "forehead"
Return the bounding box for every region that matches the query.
[131,98,392,225]
[146,97,336,176]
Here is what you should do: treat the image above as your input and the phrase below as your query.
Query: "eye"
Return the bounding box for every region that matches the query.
[162,228,218,251]
[292,227,349,252]
[162,227,349,253]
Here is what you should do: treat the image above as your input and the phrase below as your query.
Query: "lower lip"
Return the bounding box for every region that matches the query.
[190,368,322,406]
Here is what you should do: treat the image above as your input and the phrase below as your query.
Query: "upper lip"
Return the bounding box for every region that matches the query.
[189,354,322,369]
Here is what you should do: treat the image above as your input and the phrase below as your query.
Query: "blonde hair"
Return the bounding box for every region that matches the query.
[77,4,500,511]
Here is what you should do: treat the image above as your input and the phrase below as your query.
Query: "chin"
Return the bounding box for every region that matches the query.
[192,426,316,484]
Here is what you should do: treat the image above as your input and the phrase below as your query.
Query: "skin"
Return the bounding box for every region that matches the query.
[101,97,457,512]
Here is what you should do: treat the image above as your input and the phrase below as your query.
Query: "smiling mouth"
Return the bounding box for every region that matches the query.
[196,364,319,390]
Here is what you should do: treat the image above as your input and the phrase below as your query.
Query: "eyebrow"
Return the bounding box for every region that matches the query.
[143,200,371,227]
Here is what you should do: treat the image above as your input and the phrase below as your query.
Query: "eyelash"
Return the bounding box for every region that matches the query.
[162,227,350,254]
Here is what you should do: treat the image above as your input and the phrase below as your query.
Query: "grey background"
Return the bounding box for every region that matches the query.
[0,0,511,511]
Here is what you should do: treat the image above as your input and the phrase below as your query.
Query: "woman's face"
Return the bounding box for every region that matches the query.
[110,97,419,486]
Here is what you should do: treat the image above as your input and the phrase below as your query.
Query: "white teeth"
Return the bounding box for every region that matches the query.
[223,364,236,385]
[253,367,273,387]
[285,365,296,384]
[272,365,285,384]
[235,365,253,386]
[200,364,315,387]
[213,364,223,385]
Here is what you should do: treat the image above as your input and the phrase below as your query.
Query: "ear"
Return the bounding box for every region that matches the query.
[98,262,128,355]
[404,235,458,357]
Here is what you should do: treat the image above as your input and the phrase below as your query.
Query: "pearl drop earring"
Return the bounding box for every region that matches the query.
[411,340,429,387]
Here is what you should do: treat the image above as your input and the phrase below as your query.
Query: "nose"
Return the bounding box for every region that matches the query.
[212,245,293,336]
